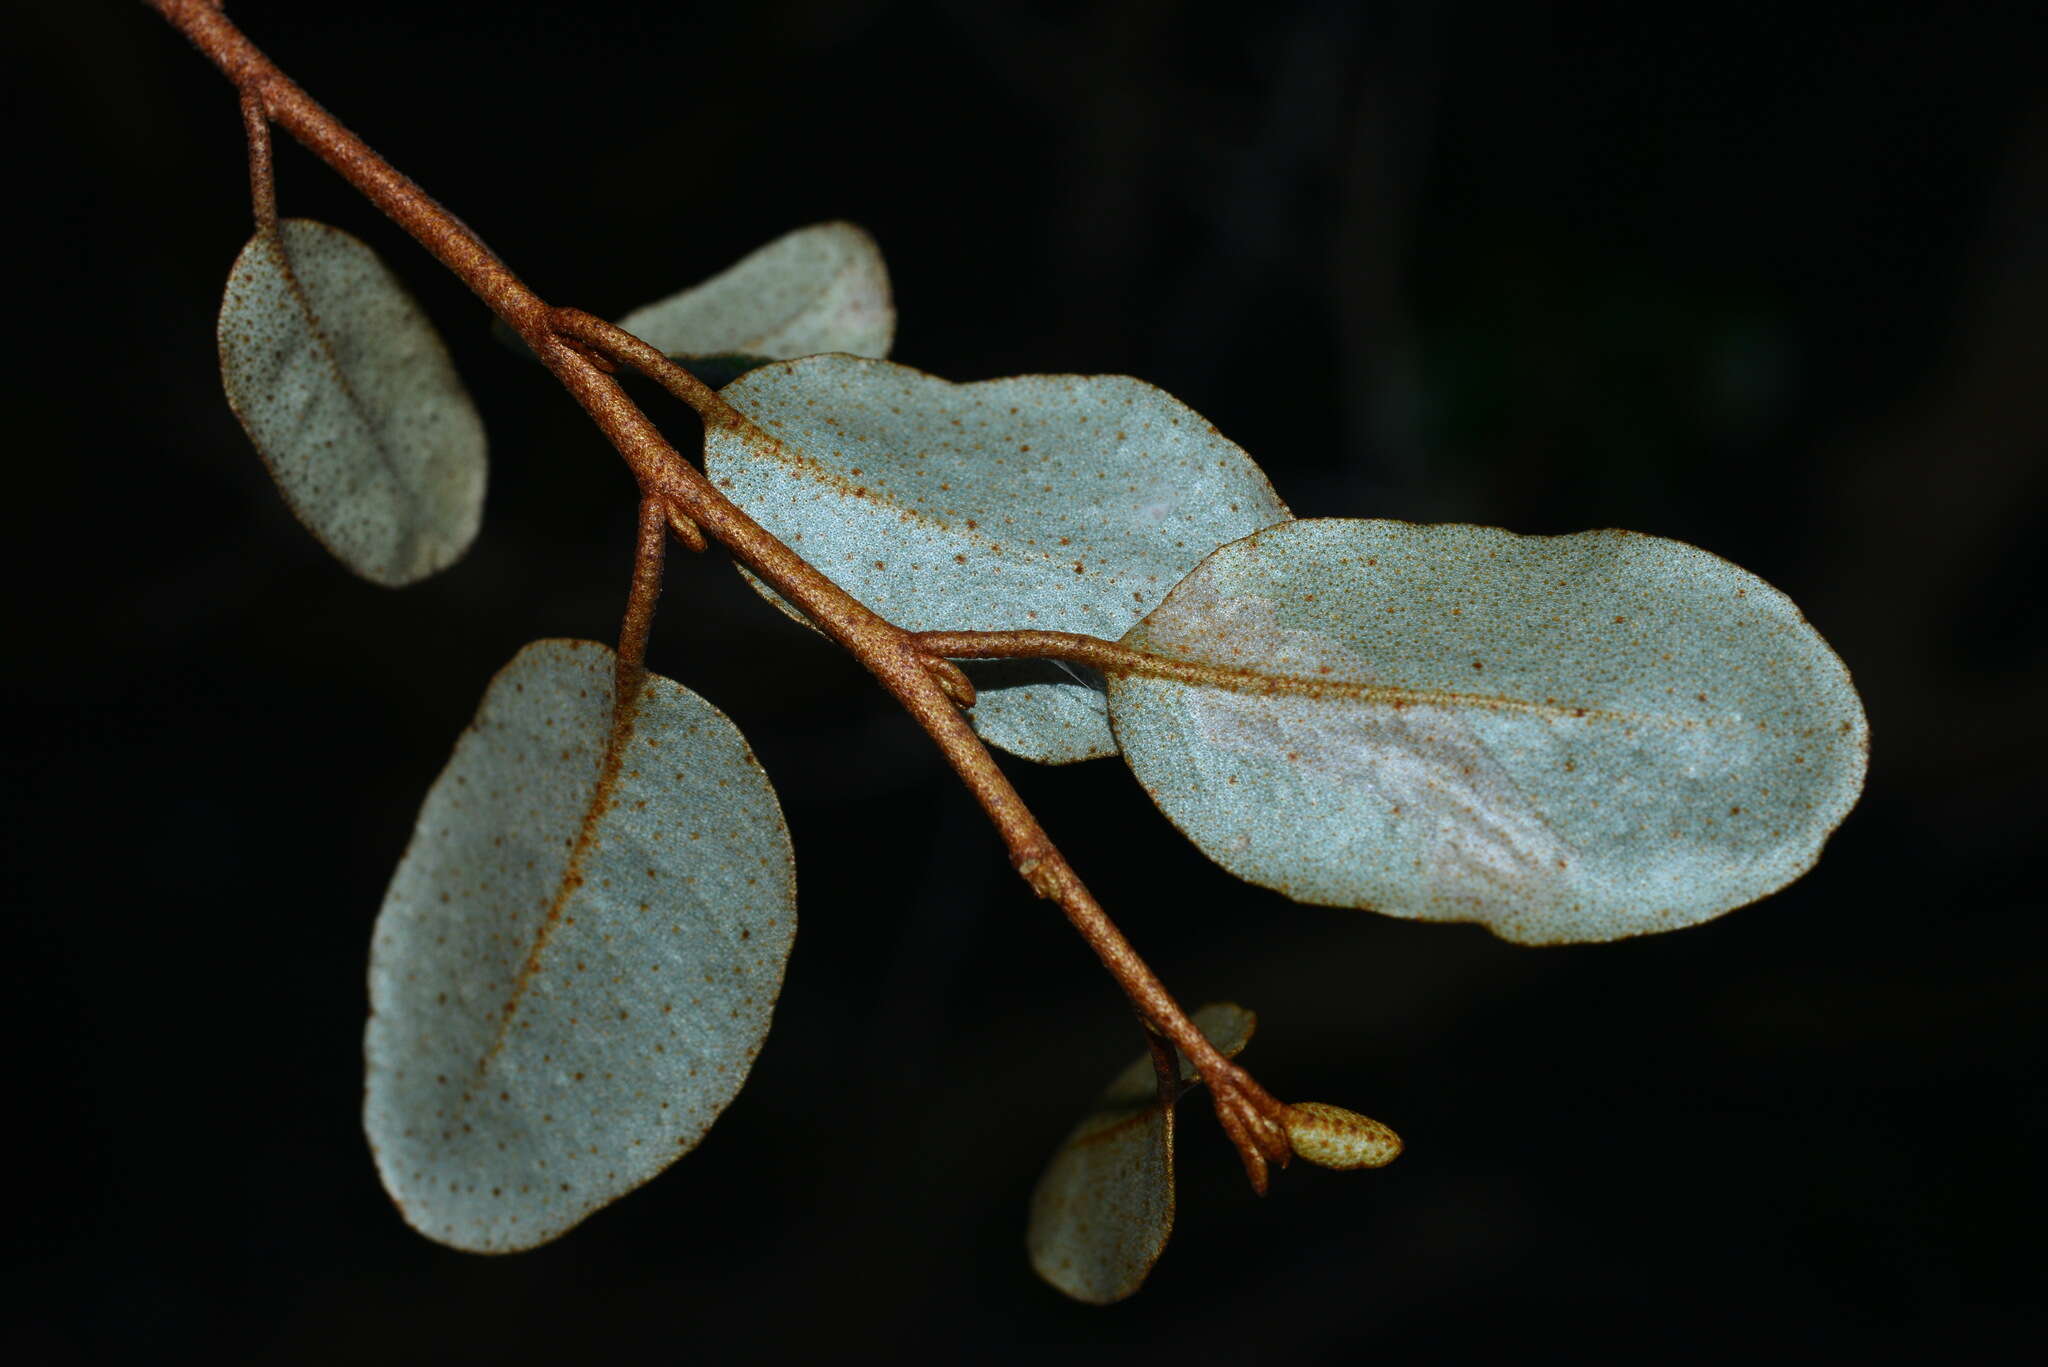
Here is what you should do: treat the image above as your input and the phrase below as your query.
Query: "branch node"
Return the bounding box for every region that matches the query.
[547,307,744,430]
[664,506,709,554]
[560,336,620,374]
[1014,856,1061,900]
[921,654,977,709]
[1195,1058,1298,1195]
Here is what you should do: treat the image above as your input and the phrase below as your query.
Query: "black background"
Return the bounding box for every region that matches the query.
[12,1,2045,1361]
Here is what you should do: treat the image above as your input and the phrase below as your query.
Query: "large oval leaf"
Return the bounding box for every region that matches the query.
[1026,1004,1255,1304]
[1108,520,1867,944]
[616,221,893,361]
[364,639,796,1252]
[218,218,486,586]
[707,357,1291,761]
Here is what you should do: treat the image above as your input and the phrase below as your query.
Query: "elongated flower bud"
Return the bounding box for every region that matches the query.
[1284,1102,1402,1170]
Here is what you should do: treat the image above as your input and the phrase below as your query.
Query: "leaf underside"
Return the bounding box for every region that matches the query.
[364,640,796,1253]
[218,218,486,586]
[1109,519,1869,944]
[708,356,1292,762]
[617,220,894,362]
[1027,1004,1256,1304]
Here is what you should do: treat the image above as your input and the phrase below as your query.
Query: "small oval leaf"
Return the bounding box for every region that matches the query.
[364,640,796,1252]
[1284,1102,1402,1170]
[708,358,1291,761]
[1108,519,1868,944]
[617,221,894,361]
[1027,1004,1255,1304]
[218,218,486,586]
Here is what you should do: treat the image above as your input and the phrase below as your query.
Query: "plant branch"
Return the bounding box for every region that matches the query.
[146,0,1292,1187]
[893,684,1293,1189]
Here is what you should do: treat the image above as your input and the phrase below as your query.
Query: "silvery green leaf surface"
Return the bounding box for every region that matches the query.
[217,218,486,586]
[616,221,893,361]
[364,640,796,1253]
[1026,1004,1255,1305]
[707,357,1292,762]
[1109,519,1868,944]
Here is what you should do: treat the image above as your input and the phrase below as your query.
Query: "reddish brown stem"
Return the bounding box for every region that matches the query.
[240,91,275,231]
[616,496,667,688]
[145,0,1292,1187]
